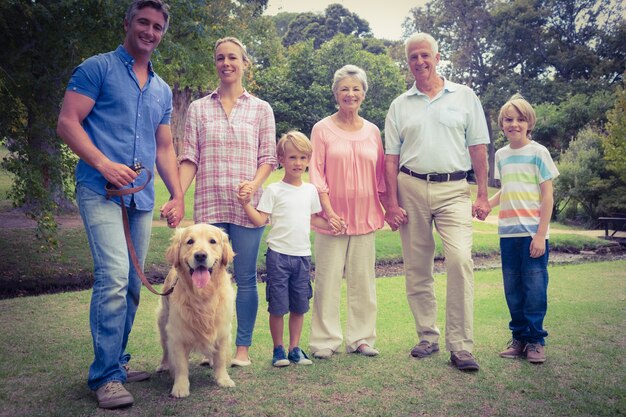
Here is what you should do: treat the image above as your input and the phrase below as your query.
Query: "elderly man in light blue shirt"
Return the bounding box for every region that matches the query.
[384,32,490,372]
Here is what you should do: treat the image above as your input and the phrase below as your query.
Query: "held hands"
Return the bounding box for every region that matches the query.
[384,206,408,231]
[328,216,347,235]
[160,196,184,229]
[472,197,491,221]
[236,182,254,206]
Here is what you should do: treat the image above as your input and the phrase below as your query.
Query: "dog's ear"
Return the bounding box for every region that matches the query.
[166,228,183,267]
[221,230,235,266]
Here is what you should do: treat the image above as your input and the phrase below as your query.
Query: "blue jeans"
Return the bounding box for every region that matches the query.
[500,237,549,345]
[213,223,265,347]
[77,184,152,390]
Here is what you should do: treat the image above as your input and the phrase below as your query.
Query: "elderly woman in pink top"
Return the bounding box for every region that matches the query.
[308,64,386,359]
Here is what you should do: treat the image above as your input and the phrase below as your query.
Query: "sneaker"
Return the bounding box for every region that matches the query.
[288,347,313,365]
[499,339,526,359]
[123,364,150,382]
[525,343,546,364]
[450,350,480,371]
[95,381,134,409]
[410,341,440,358]
[313,348,334,359]
[272,345,290,367]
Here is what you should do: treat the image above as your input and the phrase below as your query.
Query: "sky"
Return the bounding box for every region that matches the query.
[264,0,429,41]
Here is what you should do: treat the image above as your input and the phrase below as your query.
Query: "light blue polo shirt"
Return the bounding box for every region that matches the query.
[67,45,172,210]
[384,78,490,173]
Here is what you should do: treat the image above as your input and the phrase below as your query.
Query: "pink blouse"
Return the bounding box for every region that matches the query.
[309,116,386,235]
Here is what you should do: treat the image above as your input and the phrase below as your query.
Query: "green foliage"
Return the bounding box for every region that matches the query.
[603,82,626,184]
[255,34,405,136]
[533,90,614,153]
[554,127,613,223]
[0,0,124,246]
[282,4,372,49]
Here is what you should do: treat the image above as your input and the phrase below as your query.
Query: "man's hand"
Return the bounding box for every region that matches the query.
[160,196,184,228]
[472,196,491,221]
[384,206,408,231]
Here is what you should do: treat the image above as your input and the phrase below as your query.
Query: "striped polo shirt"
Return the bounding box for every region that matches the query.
[494,141,559,238]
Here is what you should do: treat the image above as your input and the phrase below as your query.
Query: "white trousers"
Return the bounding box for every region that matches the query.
[309,232,378,353]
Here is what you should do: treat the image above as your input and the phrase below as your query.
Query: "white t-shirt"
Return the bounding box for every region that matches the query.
[256,181,322,256]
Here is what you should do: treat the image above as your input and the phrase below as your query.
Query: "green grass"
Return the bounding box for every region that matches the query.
[0,261,624,416]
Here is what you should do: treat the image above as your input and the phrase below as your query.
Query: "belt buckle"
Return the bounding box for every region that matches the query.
[426,173,448,182]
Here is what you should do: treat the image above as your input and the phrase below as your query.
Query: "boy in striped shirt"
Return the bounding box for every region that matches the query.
[488,94,559,364]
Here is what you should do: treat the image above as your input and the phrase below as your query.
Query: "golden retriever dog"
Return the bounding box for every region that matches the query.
[156,224,236,398]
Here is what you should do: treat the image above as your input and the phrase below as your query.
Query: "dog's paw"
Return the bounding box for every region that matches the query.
[156,363,169,373]
[170,382,190,398]
[217,376,236,388]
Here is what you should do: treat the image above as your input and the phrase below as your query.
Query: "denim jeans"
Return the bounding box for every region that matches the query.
[212,223,265,347]
[500,237,549,345]
[76,184,152,390]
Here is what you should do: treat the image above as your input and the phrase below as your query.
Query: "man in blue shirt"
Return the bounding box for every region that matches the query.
[384,32,490,372]
[57,0,183,409]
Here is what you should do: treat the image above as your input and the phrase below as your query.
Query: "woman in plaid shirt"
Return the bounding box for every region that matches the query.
[178,37,277,366]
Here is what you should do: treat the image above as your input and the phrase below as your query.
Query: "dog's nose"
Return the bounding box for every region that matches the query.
[194,252,207,263]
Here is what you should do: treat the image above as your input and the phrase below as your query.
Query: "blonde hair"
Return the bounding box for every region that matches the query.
[214,37,250,66]
[276,131,312,158]
[498,93,537,136]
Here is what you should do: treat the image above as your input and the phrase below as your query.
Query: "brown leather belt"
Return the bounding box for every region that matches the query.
[105,167,175,296]
[400,166,467,182]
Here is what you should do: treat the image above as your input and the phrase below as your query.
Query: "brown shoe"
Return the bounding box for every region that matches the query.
[410,341,440,358]
[525,343,546,363]
[499,339,526,359]
[123,364,150,382]
[450,350,480,371]
[95,381,134,409]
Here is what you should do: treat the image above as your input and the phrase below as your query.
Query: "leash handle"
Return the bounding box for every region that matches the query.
[105,167,175,297]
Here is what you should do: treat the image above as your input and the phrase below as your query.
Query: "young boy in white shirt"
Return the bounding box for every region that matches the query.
[237,131,344,366]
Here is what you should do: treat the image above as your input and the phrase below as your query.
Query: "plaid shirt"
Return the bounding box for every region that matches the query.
[180,89,276,226]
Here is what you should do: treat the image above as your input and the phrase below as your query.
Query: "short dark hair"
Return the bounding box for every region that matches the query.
[125,0,170,34]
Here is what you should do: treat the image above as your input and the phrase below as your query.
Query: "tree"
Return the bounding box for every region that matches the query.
[603,81,626,184]
[255,34,405,137]
[282,4,372,49]
[0,0,280,244]
[554,128,612,223]
[0,0,127,244]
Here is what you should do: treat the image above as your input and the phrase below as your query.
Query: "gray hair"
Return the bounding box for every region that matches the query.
[125,0,170,34]
[331,65,368,96]
[405,32,438,59]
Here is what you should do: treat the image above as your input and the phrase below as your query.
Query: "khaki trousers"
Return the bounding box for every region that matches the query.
[397,172,475,352]
[309,232,377,353]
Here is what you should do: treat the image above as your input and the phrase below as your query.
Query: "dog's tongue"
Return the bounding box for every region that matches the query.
[192,267,211,288]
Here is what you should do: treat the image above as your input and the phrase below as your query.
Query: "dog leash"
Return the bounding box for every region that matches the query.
[105,164,175,296]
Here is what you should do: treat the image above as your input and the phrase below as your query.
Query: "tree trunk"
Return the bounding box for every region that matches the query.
[171,84,210,156]
[484,108,498,188]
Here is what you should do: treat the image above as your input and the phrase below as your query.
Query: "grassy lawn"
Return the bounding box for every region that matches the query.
[0,261,624,416]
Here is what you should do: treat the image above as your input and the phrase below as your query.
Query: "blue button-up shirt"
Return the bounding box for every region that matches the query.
[67,45,172,210]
